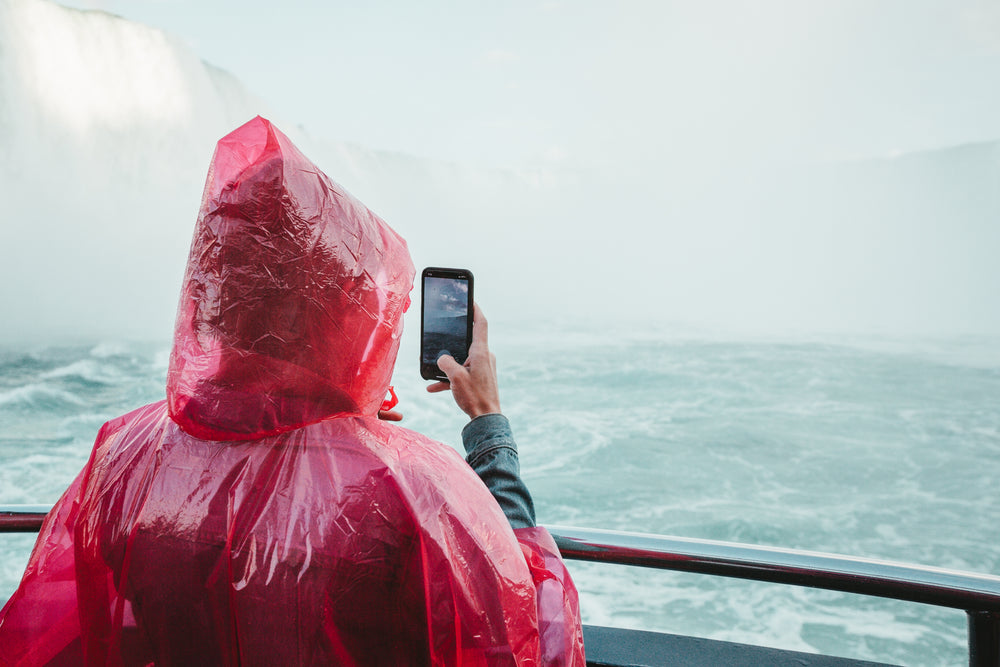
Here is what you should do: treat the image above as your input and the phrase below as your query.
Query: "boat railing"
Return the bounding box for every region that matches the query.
[551,525,1000,666]
[4,507,999,665]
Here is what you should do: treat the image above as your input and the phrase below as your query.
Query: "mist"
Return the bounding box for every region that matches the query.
[2,0,999,344]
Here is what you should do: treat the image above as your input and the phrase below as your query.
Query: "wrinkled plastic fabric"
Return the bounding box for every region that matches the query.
[168,116,413,440]
[0,117,585,666]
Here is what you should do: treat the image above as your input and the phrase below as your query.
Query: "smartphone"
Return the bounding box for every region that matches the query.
[420,267,474,381]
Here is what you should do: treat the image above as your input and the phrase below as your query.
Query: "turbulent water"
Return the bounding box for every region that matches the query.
[2,329,998,666]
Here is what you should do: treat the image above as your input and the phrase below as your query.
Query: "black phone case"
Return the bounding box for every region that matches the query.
[420,267,474,381]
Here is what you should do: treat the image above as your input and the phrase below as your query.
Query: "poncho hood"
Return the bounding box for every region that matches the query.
[167,117,414,440]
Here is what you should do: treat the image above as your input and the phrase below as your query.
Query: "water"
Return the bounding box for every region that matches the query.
[2,330,998,666]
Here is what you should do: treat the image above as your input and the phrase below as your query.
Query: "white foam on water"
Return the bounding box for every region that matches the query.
[518,411,612,477]
[88,342,133,358]
[0,382,85,407]
[40,358,123,384]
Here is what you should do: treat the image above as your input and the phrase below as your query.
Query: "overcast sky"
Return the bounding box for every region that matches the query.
[13,0,996,339]
[51,0,1000,172]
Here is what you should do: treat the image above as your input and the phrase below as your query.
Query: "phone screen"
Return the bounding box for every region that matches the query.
[421,268,473,381]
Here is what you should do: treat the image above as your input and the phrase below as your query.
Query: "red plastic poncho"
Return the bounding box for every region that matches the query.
[0,117,585,667]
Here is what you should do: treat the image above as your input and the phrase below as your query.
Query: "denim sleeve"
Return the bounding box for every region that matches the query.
[462,414,536,529]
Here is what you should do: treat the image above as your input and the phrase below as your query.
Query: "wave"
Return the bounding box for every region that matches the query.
[0,382,86,408]
[40,359,123,385]
[88,342,135,359]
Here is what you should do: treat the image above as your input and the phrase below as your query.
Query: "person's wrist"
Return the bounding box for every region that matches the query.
[468,411,502,421]
[467,401,501,419]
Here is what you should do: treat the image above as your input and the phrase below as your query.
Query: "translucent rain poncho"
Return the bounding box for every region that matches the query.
[0,117,585,666]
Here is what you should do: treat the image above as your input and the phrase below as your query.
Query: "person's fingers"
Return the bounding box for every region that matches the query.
[426,381,452,393]
[436,353,464,379]
[377,409,403,422]
[426,302,500,418]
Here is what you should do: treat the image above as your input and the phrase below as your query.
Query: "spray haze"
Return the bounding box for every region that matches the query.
[1,0,999,343]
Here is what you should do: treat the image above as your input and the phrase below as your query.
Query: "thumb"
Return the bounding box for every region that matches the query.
[436,353,464,381]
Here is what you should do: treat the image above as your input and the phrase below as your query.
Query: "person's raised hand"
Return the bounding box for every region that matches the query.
[427,303,501,419]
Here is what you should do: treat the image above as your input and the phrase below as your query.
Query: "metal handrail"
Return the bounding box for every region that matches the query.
[549,525,1000,667]
[0,505,49,532]
[548,525,1000,611]
[3,507,998,665]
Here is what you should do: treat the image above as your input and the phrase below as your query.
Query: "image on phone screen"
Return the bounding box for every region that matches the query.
[421,268,473,380]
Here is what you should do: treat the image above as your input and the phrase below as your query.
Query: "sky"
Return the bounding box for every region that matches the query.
[49,0,1000,173]
[7,0,999,339]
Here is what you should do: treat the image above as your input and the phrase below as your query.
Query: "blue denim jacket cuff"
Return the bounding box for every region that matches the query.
[461,413,511,457]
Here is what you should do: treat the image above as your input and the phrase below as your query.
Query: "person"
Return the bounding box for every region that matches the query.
[0,117,585,666]
[428,303,537,532]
